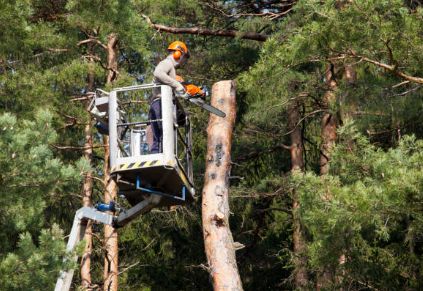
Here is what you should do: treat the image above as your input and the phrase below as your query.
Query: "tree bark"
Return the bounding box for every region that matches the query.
[319,62,338,176]
[106,33,119,84]
[103,135,119,291]
[80,40,95,288]
[139,13,269,42]
[104,33,119,291]
[317,63,338,290]
[289,103,309,288]
[202,80,243,291]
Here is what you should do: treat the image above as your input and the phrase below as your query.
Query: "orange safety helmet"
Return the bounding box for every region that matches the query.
[168,41,190,60]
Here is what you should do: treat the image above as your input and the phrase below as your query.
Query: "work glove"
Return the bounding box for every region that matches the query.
[174,90,190,99]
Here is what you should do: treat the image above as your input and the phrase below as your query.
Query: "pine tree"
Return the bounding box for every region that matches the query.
[4,0,423,290]
[292,121,423,290]
[0,110,89,290]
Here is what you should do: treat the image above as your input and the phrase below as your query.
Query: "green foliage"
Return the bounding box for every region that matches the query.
[0,110,88,290]
[232,1,423,289]
[0,0,33,57]
[292,122,423,289]
[3,0,423,290]
[0,225,72,291]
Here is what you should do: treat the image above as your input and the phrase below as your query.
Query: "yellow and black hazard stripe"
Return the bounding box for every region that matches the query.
[180,170,189,188]
[117,160,161,170]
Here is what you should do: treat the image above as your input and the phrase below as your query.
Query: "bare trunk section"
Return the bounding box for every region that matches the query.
[80,41,95,287]
[289,103,308,288]
[319,63,338,177]
[317,63,339,290]
[106,33,119,84]
[341,64,357,123]
[202,80,243,291]
[103,137,118,291]
[104,33,119,291]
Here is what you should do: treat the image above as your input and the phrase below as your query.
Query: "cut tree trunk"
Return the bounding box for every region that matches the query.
[202,80,243,291]
[104,33,119,291]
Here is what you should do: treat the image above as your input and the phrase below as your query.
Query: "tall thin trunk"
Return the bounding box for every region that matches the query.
[318,3,354,288]
[319,63,338,177]
[202,80,243,291]
[317,63,339,290]
[103,135,118,291]
[80,40,95,288]
[289,103,308,288]
[104,33,119,291]
[106,33,119,84]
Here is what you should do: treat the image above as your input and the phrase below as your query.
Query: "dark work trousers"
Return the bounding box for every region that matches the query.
[148,99,162,154]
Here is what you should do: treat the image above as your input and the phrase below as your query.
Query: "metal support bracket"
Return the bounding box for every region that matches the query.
[136,174,186,201]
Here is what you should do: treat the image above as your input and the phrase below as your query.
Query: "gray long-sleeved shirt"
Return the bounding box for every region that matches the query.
[151,55,185,103]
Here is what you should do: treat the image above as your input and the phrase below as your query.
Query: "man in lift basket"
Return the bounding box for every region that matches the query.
[148,41,190,154]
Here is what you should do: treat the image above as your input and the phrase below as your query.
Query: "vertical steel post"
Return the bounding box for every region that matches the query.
[186,117,193,182]
[161,86,174,162]
[109,90,118,168]
[131,130,141,157]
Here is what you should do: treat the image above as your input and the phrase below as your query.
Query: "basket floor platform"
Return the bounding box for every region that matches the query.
[114,164,195,208]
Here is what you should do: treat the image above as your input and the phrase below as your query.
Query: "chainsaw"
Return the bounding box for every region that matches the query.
[177,84,226,118]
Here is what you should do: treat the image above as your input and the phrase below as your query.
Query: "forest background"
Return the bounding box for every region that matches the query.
[1,0,423,290]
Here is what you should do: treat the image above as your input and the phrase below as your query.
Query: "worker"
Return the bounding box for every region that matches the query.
[148,41,190,154]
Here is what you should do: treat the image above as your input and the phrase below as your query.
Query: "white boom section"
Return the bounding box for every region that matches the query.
[54,195,161,291]
[116,194,162,227]
[160,85,176,163]
[55,207,115,291]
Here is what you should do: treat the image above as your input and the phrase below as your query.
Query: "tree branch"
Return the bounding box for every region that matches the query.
[366,121,419,136]
[78,39,108,50]
[70,96,90,102]
[56,114,87,131]
[235,108,327,163]
[353,53,423,84]
[50,144,108,150]
[204,1,296,20]
[47,48,68,52]
[354,111,389,117]
[204,2,294,20]
[139,13,269,42]
[381,37,399,69]
[82,54,121,77]
[237,199,273,260]
[284,109,329,136]
[392,80,411,88]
